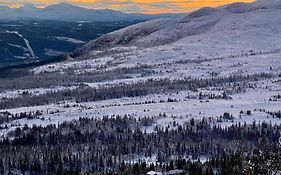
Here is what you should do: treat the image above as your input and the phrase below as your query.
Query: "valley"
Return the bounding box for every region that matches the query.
[0,20,141,69]
[0,0,281,174]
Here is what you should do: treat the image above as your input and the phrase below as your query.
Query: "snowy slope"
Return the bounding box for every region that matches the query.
[72,0,281,57]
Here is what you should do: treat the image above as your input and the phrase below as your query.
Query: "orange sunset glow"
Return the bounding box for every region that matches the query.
[2,0,255,13]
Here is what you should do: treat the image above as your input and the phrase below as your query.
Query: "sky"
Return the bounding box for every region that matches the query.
[0,0,255,14]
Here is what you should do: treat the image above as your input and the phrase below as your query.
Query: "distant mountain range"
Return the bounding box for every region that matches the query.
[0,3,183,22]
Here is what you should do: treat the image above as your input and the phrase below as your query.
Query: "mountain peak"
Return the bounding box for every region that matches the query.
[71,0,281,57]
[254,0,281,8]
[223,0,281,13]
[44,3,83,10]
[18,4,37,10]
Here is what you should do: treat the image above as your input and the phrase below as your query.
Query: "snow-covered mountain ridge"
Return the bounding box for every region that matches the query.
[72,0,281,57]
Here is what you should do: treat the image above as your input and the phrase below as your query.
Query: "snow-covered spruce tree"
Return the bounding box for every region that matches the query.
[245,135,281,175]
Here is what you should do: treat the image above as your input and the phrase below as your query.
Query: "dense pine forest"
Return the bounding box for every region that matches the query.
[0,115,280,174]
[0,68,280,175]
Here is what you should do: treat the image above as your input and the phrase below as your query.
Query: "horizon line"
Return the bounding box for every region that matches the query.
[0,1,255,15]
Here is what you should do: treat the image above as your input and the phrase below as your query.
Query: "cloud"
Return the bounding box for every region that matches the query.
[0,0,255,13]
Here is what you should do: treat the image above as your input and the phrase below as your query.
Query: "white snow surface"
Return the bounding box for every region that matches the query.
[54,36,85,44]
[73,0,281,55]
[1,80,281,137]
[2,0,281,137]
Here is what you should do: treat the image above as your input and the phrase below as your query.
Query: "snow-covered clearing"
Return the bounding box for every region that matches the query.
[1,79,281,137]
[54,36,85,44]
